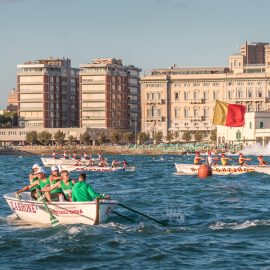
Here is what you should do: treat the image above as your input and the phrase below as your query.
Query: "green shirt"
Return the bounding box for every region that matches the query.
[38,177,50,189]
[72,181,104,202]
[50,178,62,194]
[30,177,39,191]
[61,180,73,200]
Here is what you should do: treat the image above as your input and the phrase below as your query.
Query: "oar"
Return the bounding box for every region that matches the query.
[111,209,135,223]
[118,203,167,226]
[36,190,59,227]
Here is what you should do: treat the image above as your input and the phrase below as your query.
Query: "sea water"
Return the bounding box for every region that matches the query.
[0,155,270,269]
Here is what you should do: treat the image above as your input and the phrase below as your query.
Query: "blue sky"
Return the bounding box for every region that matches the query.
[0,0,270,108]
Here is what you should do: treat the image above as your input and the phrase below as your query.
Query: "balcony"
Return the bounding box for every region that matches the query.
[146,116,165,122]
[185,116,206,121]
[146,99,166,105]
[190,98,206,104]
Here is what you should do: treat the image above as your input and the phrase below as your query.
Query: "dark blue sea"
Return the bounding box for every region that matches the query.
[1,154,270,270]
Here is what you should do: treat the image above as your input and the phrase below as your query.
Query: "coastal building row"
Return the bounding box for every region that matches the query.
[140,41,270,143]
[2,41,270,146]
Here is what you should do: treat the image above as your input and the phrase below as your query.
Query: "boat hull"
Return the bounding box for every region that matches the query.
[41,157,102,167]
[175,163,258,175]
[60,165,136,172]
[3,192,118,226]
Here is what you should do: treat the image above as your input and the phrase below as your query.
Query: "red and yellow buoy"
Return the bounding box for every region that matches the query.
[198,163,212,178]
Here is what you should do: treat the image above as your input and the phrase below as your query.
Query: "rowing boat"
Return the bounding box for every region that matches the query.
[3,192,118,225]
[175,163,270,175]
[41,157,103,167]
[59,165,136,173]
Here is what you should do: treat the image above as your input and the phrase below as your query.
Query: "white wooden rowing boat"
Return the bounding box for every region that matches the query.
[59,165,136,173]
[3,192,118,226]
[41,157,103,167]
[175,163,270,175]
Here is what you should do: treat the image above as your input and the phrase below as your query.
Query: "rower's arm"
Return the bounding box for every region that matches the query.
[86,185,105,200]
[17,180,39,194]
[41,182,61,192]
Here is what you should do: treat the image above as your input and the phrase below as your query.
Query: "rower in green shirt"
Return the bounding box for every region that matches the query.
[72,173,109,202]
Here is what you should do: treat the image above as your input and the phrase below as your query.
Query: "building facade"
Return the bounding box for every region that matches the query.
[17,58,79,128]
[217,111,270,146]
[140,41,270,142]
[79,58,141,133]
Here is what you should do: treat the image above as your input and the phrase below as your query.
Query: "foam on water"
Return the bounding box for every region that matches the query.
[209,220,270,230]
[242,142,270,156]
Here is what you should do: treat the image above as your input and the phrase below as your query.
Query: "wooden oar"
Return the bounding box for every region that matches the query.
[111,209,135,223]
[118,203,167,226]
[36,190,59,227]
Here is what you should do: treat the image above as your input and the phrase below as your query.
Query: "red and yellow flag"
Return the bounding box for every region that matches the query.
[212,100,246,127]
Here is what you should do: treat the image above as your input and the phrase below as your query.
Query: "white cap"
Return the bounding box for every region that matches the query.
[51,165,59,172]
[35,167,46,174]
[32,164,40,169]
[58,165,63,172]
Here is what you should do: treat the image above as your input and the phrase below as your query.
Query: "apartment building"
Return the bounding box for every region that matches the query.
[79,58,141,133]
[140,41,270,141]
[17,58,79,128]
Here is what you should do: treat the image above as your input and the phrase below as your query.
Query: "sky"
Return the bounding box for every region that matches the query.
[0,0,270,108]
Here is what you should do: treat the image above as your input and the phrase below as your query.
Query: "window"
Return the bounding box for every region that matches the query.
[238,90,243,99]
[260,121,264,128]
[194,92,198,100]
[213,91,219,100]
[249,122,252,129]
[184,108,189,118]
[228,91,233,100]
[184,92,189,100]
[258,104,263,111]
[203,92,208,100]
[175,93,179,100]
[194,109,198,117]
[203,108,209,117]
[248,91,252,98]
[174,107,180,118]
[258,91,262,98]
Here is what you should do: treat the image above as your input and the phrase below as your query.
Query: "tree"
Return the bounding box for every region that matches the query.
[26,131,38,145]
[210,128,217,142]
[194,131,204,142]
[38,130,52,145]
[98,132,106,145]
[80,131,91,145]
[182,131,192,142]
[153,131,163,143]
[166,131,174,143]
[110,132,121,144]
[137,132,149,144]
[68,135,75,145]
[122,132,134,144]
[54,130,66,145]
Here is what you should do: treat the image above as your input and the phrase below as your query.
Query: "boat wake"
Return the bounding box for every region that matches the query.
[209,219,270,230]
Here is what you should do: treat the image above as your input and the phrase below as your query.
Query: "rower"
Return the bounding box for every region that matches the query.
[16,167,52,201]
[72,173,109,202]
[220,153,230,166]
[257,155,267,166]
[122,159,128,169]
[207,152,218,166]
[73,151,77,159]
[52,151,56,159]
[194,152,204,165]
[111,159,120,167]
[63,151,68,159]
[83,152,88,160]
[49,165,64,201]
[239,153,251,166]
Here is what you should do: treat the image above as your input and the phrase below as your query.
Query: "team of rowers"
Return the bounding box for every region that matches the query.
[194,152,267,166]
[16,164,109,202]
[53,151,102,160]
[53,151,128,168]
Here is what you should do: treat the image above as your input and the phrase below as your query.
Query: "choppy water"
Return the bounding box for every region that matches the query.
[1,154,270,269]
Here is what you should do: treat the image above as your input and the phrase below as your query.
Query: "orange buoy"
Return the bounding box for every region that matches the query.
[198,163,212,178]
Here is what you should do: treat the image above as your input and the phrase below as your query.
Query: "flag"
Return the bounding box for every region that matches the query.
[212,100,246,127]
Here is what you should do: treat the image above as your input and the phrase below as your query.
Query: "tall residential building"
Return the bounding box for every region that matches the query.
[7,88,19,112]
[80,58,141,133]
[141,41,270,141]
[240,42,268,65]
[17,58,79,128]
